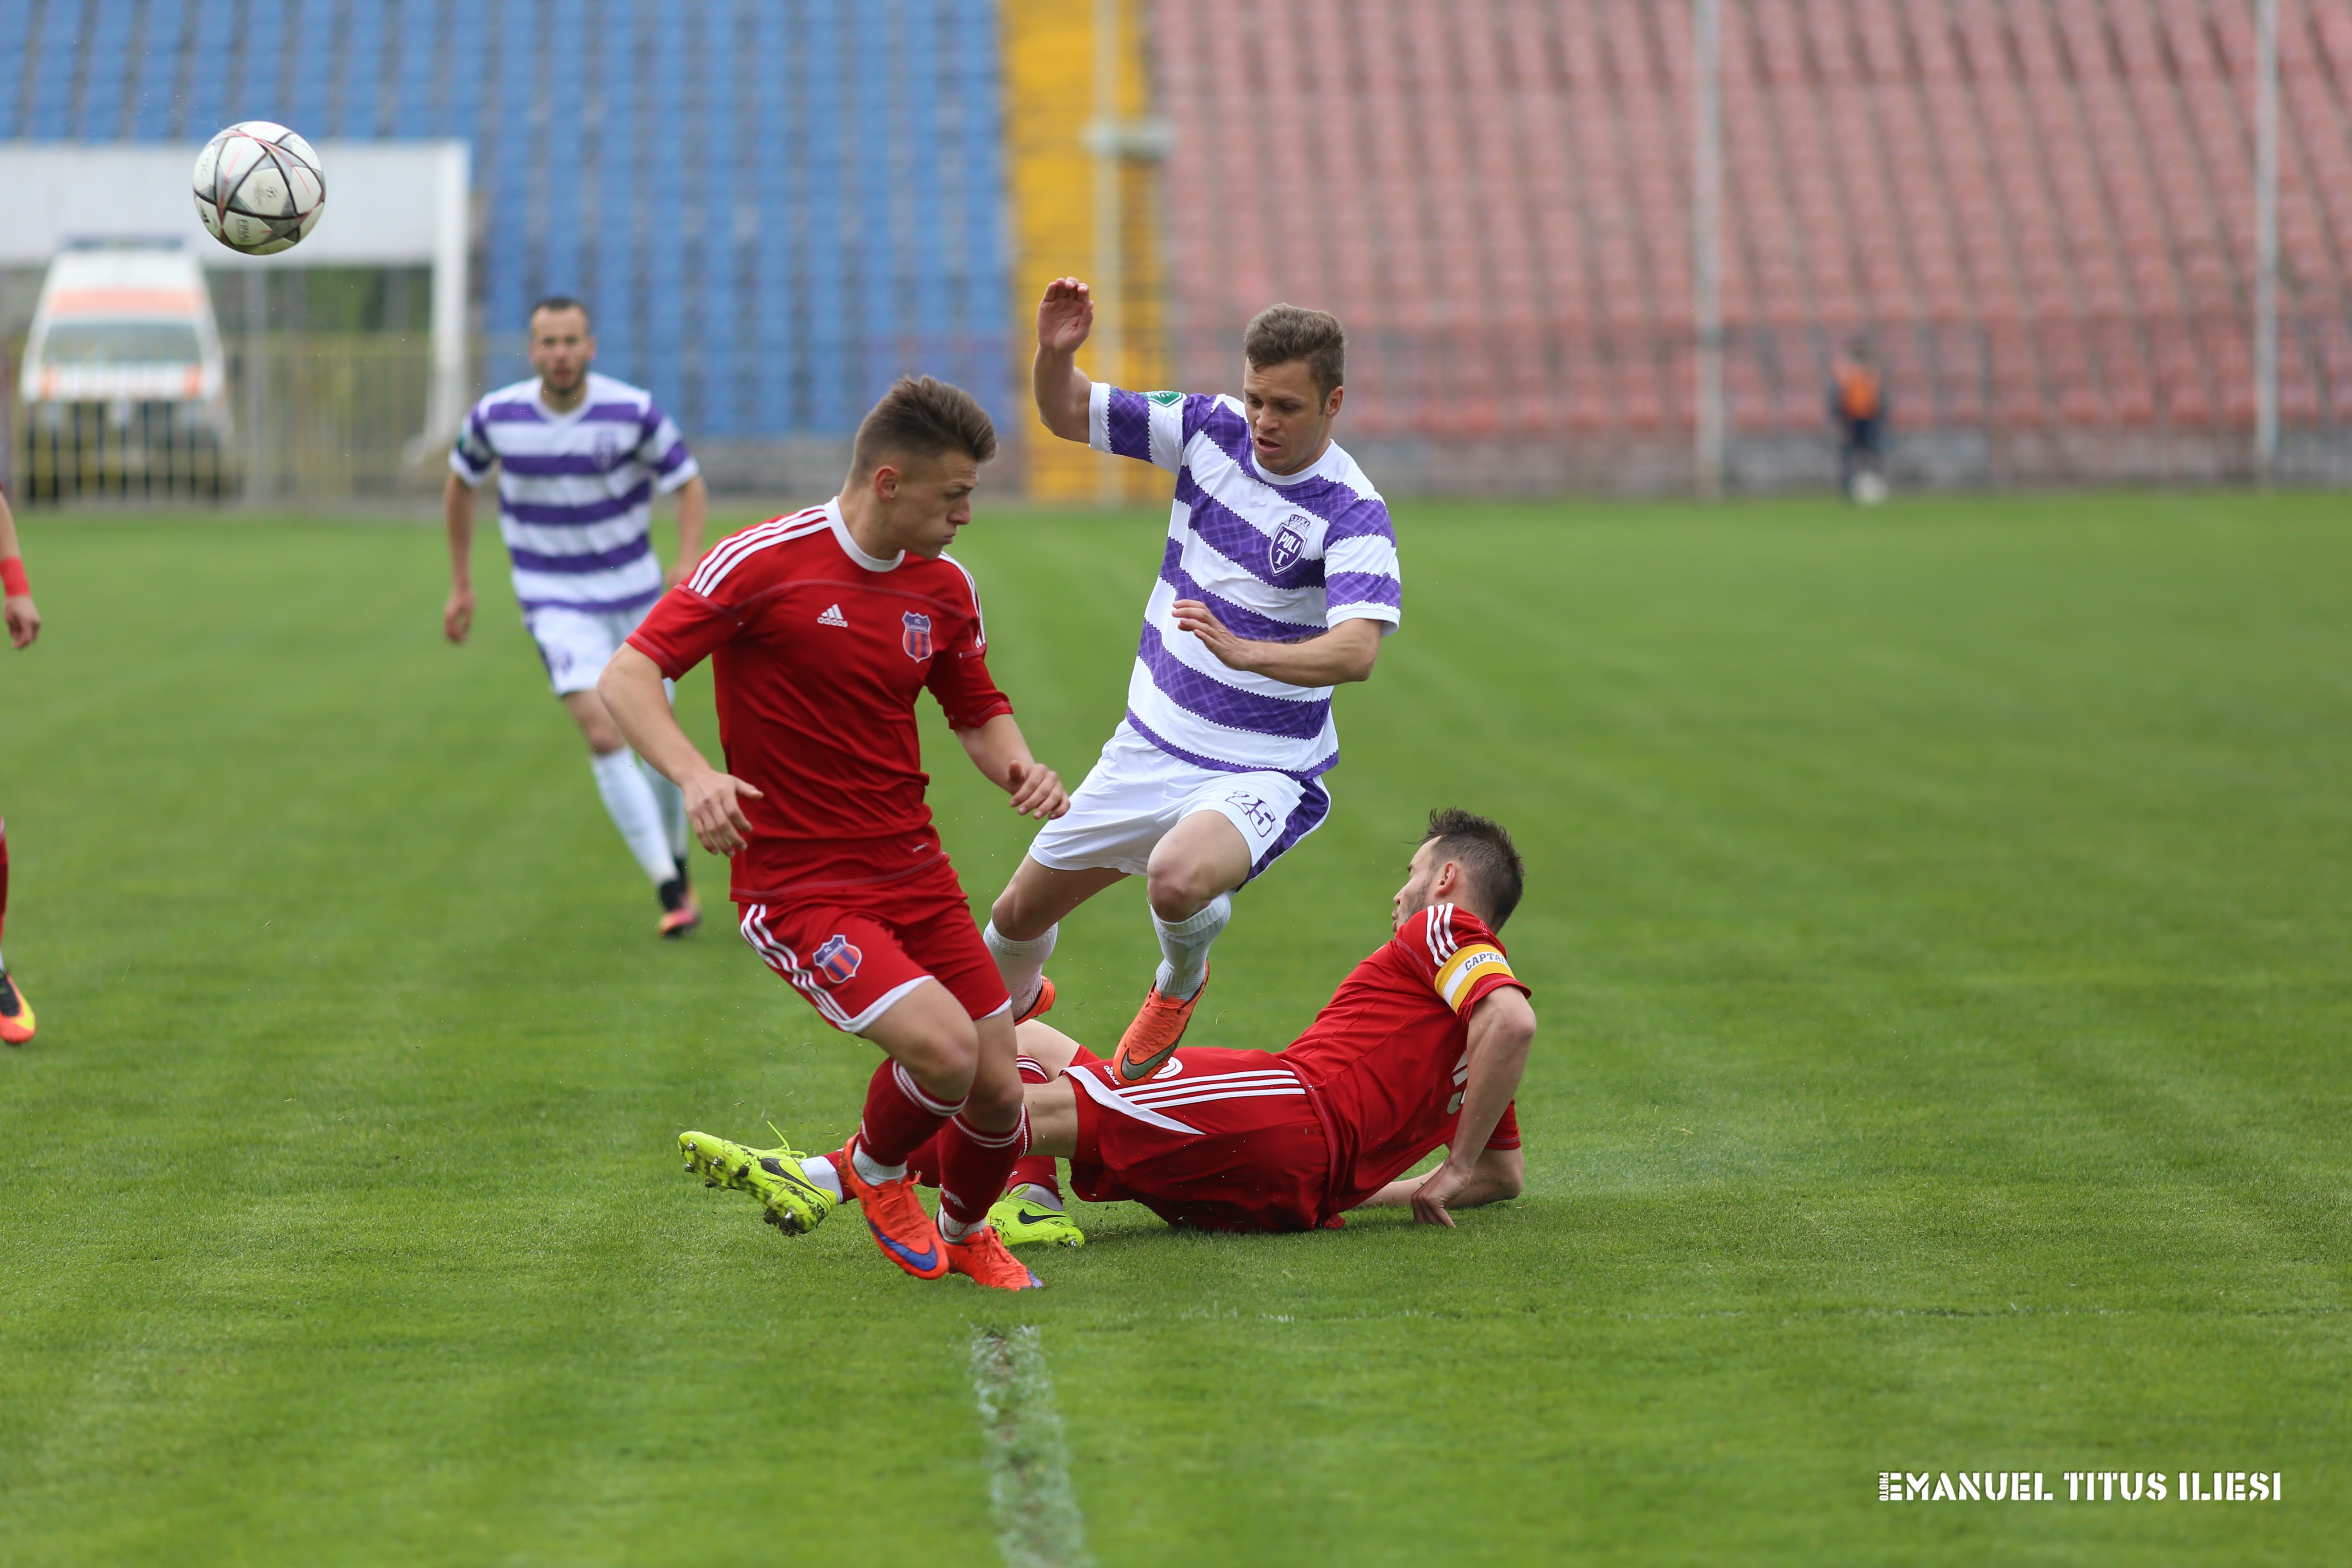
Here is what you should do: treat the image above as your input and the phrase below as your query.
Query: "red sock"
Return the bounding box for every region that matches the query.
[1004,1053,1060,1200]
[855,1058,958,1169]
[937,1106,1030,1228]
[1,818,11,950]
[905,1131,944,1189]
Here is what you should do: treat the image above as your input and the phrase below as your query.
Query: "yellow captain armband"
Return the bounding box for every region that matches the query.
[1433,943,1515,1013]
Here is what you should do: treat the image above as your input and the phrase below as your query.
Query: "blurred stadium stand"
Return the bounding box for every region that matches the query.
[1,0,1008,499]
[1160,0,2352,490]
[3,0,2347,499]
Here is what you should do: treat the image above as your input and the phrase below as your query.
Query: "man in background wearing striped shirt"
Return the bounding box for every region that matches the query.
[984,279,1403,1113]
[444,297,712,937]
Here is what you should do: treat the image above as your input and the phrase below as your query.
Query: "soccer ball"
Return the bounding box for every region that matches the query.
[193,122,325,255]
[1853,471,1890,506]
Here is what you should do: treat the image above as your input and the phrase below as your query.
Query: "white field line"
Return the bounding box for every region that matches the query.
[970,1325,1094,1568]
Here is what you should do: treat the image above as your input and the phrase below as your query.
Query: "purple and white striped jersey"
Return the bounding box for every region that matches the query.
[1090,382,1401,778]
[449,372,700,613]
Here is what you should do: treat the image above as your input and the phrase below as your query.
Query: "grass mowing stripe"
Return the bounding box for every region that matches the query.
[971,1326,1093,1568]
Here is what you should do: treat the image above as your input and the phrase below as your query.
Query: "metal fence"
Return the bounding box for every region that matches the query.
[6,334,446,506]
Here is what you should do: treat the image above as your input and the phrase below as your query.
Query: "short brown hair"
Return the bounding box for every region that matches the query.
[529,295,590,329]
[851,376,999,477]
[1422,808,1526,930]
[1243,304,1346,399]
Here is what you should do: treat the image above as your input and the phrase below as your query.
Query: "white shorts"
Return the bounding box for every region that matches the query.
[1027,722,1332,881]
[522,599,657,697]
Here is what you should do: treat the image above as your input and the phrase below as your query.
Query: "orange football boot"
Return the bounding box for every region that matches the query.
[1110,964,1206,1084]
[0,972,31,1046]
[1012,974,1056,1025]
[944,1225,1043,1290]
[658,890,702,939]
[837,1143,949,1280]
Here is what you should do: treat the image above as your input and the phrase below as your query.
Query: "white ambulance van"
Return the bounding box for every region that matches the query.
[17,239,231,496]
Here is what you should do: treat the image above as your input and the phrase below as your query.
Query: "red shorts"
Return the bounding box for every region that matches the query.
[1066,1045,1336,1233]
[736,858,1008,1033]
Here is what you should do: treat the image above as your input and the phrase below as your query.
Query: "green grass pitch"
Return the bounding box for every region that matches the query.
[1,491,2345,1565]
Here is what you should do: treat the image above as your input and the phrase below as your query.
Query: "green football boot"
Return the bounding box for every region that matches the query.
[678,1129,837,1237]
[987,1186,1086,1249]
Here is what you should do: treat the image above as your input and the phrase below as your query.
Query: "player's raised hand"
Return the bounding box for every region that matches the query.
[1037,278,1094,355]
[1005,758,1069,821]
[1409,1161,1475,1228]
[4,592,39,650]
[443,585,475,644]
[683,768,764,855]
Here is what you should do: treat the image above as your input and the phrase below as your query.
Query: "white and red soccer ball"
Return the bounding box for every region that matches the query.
[193,122,325,255]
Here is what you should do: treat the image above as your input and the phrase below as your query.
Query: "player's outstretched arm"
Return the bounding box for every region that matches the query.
[955,713,1070,821]
[1172,603,1383,687]
[0,488,40,650]
[442,472,477,644]
[664,474,709,588]
[1410,988,1536,1228]
[1033,277,1096,443]
[1358,1144,1524,1214]
[598,644,764,853]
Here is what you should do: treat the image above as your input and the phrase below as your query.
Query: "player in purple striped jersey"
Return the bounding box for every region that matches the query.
[443,297,713,936]
[984,279,1402,1122]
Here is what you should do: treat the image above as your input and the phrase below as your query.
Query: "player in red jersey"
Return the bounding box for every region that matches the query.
[1,484,45,1046]
[1010,807,1533,1231]
[602,378,1070,1291]
[743,809,1532,1241]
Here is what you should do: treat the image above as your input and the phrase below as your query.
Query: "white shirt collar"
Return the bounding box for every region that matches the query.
[826,497,905,572]
[1252,437,1342,488]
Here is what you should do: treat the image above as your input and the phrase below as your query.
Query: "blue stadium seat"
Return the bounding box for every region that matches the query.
[7,0,1011,446]
[586,0,638,382]
[229,0,287,125]
[949,0,1007,419]
[643,0,690,425]
[799,1,849,434]
[336,0,388,138]
[388,0,438,138]
[747,0,795,435]
[175,0,236,143]
[76,0,138,141]
[537,0,588,309]
[691,0,740,436]
[129,0,189,140]
[25,0,85,138]
[283,0,335,137]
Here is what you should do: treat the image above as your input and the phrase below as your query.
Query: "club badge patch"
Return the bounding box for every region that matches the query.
[901,611,934,661]
[812,934,863,985]
[1270,516,1310,573]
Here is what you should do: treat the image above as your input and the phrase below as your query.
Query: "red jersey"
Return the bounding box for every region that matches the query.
[1281,902,1531,1213]
[626,500,1013,902]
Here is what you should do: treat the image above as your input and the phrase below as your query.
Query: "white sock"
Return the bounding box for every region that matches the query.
[1152,892,1231,1001]
[799,1154,845,1202]
[936,1208,978,1242]
[641,755,689,864]
[1011,1182,1063,1213]
[849,1141,908,1187]
[590,748,677,884]
[984,921,1056,1014]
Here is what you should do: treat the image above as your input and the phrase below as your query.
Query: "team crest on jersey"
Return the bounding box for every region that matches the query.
[590,426,626,470]
[1269,515,1310,573]
[1148,389,1182,407]
[812,934,863,985]
[901,611,934,661]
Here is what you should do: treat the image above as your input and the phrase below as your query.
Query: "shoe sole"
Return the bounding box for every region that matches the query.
[946,1244,1044,1289]
[679,1133,830,1235]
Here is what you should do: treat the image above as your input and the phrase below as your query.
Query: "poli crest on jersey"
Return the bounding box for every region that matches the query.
[193,122,325,256]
